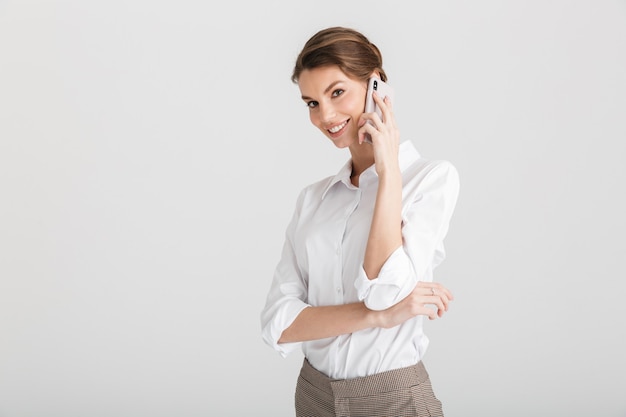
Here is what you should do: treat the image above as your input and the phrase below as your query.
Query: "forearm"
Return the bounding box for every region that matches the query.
[278,302,379,343]
[363,170,403,279]
[279,281,455,345]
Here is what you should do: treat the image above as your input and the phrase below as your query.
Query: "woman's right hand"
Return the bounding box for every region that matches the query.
[377,282,454,328]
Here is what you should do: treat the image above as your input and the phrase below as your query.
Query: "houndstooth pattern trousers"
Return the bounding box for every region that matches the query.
[295,358,444,417]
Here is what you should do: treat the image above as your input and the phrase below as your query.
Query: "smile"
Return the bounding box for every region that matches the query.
[328,120,348,134]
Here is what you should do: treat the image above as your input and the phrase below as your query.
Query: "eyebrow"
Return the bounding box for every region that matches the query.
[301,80,344,101]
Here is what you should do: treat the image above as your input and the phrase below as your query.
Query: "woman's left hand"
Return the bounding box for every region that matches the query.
[376,281,455,328]
[358,92,401,177]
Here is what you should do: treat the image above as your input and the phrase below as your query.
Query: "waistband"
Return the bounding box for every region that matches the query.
[300,359,430,399]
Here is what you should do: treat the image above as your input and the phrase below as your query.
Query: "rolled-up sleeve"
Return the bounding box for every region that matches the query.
[355,161,460,310]
[260,191,310,357]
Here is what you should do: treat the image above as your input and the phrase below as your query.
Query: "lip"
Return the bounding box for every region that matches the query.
[326,119,349,138]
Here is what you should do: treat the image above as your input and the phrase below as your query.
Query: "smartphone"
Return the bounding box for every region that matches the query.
[363,77,394,143]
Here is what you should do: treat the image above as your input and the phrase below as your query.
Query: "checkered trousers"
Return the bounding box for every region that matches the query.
[295,358,444,417]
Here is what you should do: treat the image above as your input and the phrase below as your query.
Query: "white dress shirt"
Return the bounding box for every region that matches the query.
[260,140,460,379]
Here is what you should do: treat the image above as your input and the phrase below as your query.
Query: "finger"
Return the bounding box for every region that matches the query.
[418,289,448,313]
[433,283,454,300]
[423,306,438,320]
[434,291,451,312]
[361,112,383,130]
[426,296,447,314]
[358,122,377,145]
[357,112,383,130]
[438,287,454,303]
[372,91,390,111]
[415,282,453,306]
[372,93,395,125]
[430,287,451,309]
[435,295,449,312]
[429,283,454,302]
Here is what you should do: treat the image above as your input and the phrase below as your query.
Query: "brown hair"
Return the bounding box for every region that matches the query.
[291,26,387,84]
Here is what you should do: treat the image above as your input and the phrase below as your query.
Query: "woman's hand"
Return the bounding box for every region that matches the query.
[377,282,454,328]
[358,92,401,177]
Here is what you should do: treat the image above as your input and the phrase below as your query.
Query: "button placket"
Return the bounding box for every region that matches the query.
[337,190,362,302]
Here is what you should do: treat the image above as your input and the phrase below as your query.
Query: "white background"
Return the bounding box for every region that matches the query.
[1,1,625,416]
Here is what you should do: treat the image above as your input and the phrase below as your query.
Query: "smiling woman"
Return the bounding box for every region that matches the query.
[298,66,370,148]
[260,26,460,417]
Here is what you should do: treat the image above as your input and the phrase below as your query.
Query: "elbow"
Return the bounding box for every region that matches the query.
[362,274,416,311]
[277,326,292,344]
[356,251,417,311]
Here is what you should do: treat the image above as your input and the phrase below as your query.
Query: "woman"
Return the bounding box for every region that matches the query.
[260,26,460,416]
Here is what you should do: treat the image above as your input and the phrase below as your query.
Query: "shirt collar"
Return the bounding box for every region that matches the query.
[321,140,421,199]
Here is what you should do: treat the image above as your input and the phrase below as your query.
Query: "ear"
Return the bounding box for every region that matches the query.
[369,70,381,80]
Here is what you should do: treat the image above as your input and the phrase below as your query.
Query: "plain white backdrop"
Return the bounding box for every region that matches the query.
[1,1,625,416]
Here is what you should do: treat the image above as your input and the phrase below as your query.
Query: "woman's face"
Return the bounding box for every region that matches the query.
[298,66,368,148]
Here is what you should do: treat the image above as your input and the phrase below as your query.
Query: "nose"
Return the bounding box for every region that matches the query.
[319,102,336,123]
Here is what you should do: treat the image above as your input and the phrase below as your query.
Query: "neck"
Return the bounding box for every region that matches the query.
[349,142,375,178]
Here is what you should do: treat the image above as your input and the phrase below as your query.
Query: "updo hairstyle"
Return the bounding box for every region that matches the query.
[291,27,387,84]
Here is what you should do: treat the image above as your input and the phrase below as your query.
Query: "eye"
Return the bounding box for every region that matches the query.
[332,89,344,98]
[306,101,318,109]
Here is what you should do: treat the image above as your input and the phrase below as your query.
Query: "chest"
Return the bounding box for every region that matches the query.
[293,185,377,300]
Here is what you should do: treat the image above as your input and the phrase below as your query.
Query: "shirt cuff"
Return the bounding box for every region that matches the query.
[261,302,309,358]
[354,246,413,310]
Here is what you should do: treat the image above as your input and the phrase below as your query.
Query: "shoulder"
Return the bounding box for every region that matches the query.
[404,157,459,187]
[400,158,460,218]
[398,141,459,186]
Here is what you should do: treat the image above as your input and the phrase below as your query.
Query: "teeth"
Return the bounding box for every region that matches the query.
[329,121,347,133]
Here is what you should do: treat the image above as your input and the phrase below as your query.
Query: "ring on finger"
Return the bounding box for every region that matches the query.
[431,287,436,296]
